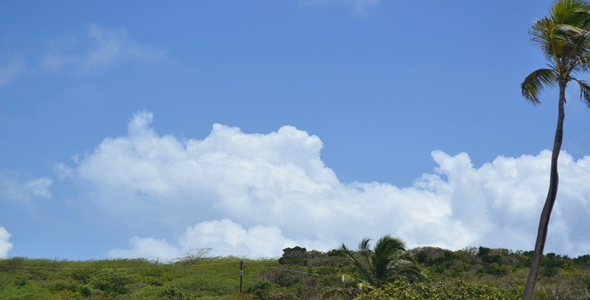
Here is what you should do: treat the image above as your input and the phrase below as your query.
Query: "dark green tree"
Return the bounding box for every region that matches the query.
[339,235,424,290]
[521,1,590,298]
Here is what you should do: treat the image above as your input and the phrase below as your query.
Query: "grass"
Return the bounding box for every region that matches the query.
[2,246,590,299]
[0,256,278,299]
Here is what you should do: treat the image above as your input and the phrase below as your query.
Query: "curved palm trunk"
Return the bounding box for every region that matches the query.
[522,80,566,300]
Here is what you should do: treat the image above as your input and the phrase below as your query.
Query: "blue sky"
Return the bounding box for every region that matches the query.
[2,0,590,260]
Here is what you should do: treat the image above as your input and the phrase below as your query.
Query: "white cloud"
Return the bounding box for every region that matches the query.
[54,163,74,180]
[0,226,12,258]
[23,178,53,198]
[110,219,299,259]
[42,24,166,76]
[60,111,590,258]
[0,59,26,86]
[109,236,183,260]
[0,174,53,203]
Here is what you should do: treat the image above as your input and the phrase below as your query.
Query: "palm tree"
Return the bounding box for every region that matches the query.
[339,235,424,290]
[521,1,590,298]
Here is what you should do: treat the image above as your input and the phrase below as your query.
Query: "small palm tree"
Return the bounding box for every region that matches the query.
[521,1,590,299]
[340,235,424,290]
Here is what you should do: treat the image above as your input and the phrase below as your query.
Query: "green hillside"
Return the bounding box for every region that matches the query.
[1,246,589,299]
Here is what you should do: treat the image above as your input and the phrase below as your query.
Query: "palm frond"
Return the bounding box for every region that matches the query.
[395,251,419,265]
[536,23,588,60]
[554,23,586,36]
[572,77,590,106]
[358,238,371,252]
[531,1,590,62]
[341,235,424,288]
[393,264,426,282]
[572,52,590,72]
[339,243,375,287]
[550,0,590,26]
[371,235,407,285]
[557,25,590,65]
[531,18,559,60]
[521,68,559,104]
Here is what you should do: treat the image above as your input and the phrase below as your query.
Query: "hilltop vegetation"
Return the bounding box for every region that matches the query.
[0,253,277,300]
[1,246,590,299]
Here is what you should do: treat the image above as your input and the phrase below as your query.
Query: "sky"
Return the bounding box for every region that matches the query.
[1,0,590,260]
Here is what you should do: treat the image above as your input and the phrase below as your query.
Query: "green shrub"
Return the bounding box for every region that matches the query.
[87,268,135,295]
[574,254,590,266]
[133,285,160,299]
[48,289,84,300]
[541,252,567,277]
[477,263,508,276]
[355,280,521,300]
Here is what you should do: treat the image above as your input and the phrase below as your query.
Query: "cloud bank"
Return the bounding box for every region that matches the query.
[0,226,12,258]
[111,219,299,259]
[57,111,590,259]
[42,24,166,76]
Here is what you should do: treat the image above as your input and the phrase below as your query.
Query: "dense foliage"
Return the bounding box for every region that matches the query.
[0,254,277,300]
[1,246,590,299]
[355,280,522,300]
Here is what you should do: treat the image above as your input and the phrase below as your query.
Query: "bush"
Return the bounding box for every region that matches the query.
[279,246,309,266]
[355,280,521,300]
[477,263,508,276]
[574,254,590,266]
[541,253,567,277]
[48,289,84,300]
[87,268,135,295]
[161,285,187,299]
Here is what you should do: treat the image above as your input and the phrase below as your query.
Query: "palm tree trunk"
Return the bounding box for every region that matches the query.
[522,80,566,300]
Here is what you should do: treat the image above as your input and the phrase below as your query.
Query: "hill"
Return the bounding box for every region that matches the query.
[1,246,589,299]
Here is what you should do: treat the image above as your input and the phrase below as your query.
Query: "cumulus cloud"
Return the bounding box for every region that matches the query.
[109,236,183,260]
[0,226,12,258]
[110,219,299,259]
[42,24,166,76]
[59,111,590,258]
[0,58,26,87]
[0,174,53,203]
